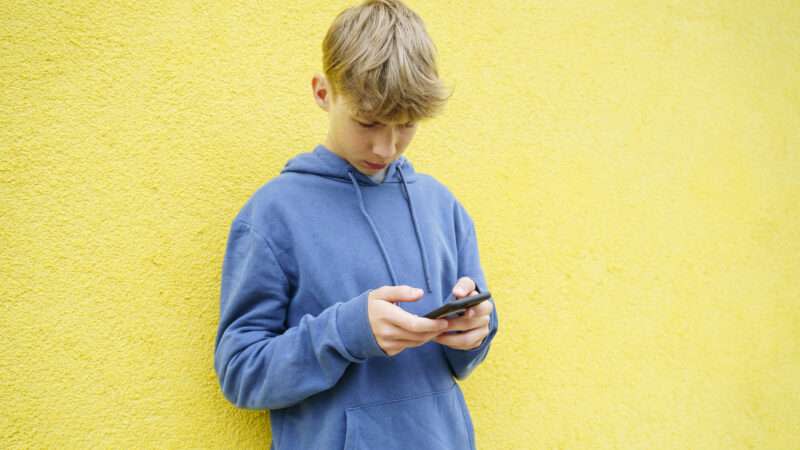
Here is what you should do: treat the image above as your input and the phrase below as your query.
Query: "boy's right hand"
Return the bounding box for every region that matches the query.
[367,285,449,357]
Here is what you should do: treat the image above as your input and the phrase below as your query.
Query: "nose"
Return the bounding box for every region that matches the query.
[372,129,397,161]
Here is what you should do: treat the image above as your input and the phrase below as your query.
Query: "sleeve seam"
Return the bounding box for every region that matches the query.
[232,219,292,288]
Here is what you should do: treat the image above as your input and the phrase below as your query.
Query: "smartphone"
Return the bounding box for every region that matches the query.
[423,291,492,319]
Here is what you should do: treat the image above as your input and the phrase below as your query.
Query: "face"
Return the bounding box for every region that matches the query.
[312,73,418,176]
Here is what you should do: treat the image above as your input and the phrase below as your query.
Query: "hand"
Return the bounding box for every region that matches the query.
[433,277,493,351]
[367,285,449,357]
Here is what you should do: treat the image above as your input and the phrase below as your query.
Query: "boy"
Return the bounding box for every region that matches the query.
[213,1,499,449]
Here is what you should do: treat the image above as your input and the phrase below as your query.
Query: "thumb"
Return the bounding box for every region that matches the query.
[372,285,425,303]
[452,276,476,297]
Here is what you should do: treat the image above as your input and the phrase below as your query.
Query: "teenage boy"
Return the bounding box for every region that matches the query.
[214,1,499,449]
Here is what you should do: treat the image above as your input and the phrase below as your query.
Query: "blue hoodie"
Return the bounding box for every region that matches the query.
[214,144,500,449]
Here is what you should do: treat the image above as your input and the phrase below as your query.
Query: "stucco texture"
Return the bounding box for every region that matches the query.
[2,1,798,448]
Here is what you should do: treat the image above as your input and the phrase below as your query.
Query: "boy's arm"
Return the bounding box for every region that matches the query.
[441,203,500,380]
[213,220,387,410]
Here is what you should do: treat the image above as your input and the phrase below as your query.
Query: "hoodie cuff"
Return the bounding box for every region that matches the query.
[337,290,388,360]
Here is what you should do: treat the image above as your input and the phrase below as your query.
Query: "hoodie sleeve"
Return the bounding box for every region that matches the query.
[442,204,500,380]
[214,219,388,410]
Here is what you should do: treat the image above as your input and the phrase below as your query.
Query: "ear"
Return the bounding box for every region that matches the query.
[312,74,331,111]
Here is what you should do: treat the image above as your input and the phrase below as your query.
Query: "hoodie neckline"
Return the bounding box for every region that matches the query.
[311,144,415,186]
[280,143,432,294]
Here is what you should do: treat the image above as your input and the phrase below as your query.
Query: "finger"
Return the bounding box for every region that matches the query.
[383,321,446,343]
[461,290,479,300]
[450,300,492,320]
[472,299,494,316]
[434,326,487,349]
[436,325,486,344]
[452,277,476,298]
[371,285,425,303]
[386,307,449,334]
[444,312,490,332]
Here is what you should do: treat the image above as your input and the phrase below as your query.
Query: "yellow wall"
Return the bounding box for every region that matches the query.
[2,1,798,448]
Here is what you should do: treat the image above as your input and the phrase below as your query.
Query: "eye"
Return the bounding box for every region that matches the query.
[357,121,377,128]
[403,122,416,128]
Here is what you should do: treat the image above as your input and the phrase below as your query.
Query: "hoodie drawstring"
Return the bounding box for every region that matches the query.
[398,166,433,294]
[347,168,433,294]
[347,170,399,287]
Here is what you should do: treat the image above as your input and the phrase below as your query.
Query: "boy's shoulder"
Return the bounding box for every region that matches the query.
[414,170,456,198]
[414,170,469,211]
[228,176,293,227]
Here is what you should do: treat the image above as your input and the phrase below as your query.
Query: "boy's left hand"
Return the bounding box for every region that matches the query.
[433,277,493,351]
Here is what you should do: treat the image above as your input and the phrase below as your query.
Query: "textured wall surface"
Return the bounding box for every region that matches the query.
[2,1,798,448]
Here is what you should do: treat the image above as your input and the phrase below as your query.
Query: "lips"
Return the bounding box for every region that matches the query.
[364,161,387,169]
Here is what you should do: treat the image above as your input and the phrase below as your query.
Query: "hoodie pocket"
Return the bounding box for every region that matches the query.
[343,382,473,450]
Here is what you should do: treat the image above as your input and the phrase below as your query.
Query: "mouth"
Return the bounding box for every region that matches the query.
[363,161,388,169]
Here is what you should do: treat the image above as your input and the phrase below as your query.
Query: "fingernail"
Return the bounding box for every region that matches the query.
[455,287,463,295]
[414,288,423,295]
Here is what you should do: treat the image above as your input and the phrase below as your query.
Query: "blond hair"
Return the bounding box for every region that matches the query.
[322,0,452,123]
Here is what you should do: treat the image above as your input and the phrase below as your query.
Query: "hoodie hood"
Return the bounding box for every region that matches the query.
[280,144,432,293]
